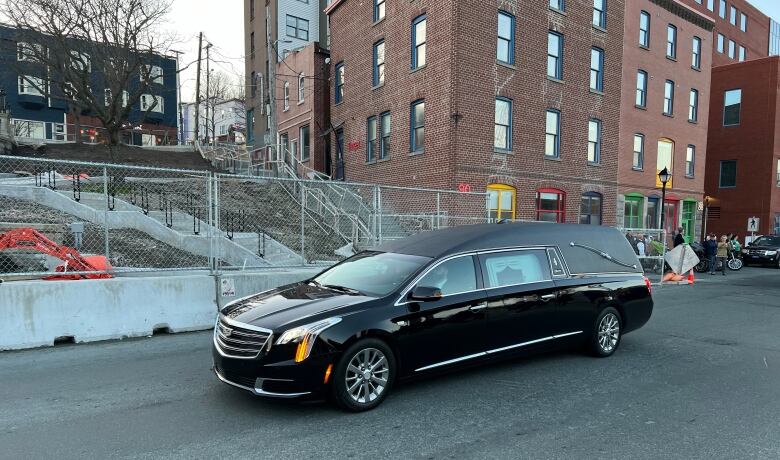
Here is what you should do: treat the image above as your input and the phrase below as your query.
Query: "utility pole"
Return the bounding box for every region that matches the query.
[171,50,184,145]
[205,41,213,146]
[266,5,279,171]
[194,32,203,145]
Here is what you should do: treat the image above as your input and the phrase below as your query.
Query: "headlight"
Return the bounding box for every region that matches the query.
[766,250,778,256]
[276,317,342,362]
[742,249,749,254]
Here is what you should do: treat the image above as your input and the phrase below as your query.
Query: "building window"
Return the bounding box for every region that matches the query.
[246,109,254,143]
[70,51,91,73]
[724,89,742,125]
[536,189,566,223]
[692,37,702,69]
[335,62,344,103]
[550,0,565,12]
[728,39,735,59]
[639,11,650,47]
[707,0,714,12]
[590,47,604,92]
[104,89,129,108]
[497,12,515,65]
[17,75,44,96]
[286,15,309,40]
[730,6,737,26]
[412,15,427,70]
[250,71,256,98]
[646,197,660,229]
[588,119,601,164]
[689,89,699,122]
[624,195,644,229]
[141,65,163,84]
[495,98,512,151]
[373,40,385,86]
[280,133,289,157]
[380,112,391,160]
[300,125,310,161]
[547,32,563,79]
[740,12,747,32]
[664,80,674,116]
[719,0,726,19]
[633,134,644,170]
[776,158,780,186]
[580,192,602,225]
[719,160,737,188]
[657,139,674,187]
[410,99,424,152]
[593,0,606,29]
[667,25,677,59]
[487,184,516,221]
[374,0,385,22]
[686,145,696,177]
[298,73,305,103]
[140,94,164,113]
[717,33,725,53]
[283,81,290,111]
[636,70,647,107]
[367,116,378,162]
[545,110,560,158]
[738,46,746,62]
[250,0,255,19]
[250,32,255,59]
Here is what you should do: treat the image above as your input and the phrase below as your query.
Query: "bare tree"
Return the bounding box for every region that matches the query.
[2,0,175,151]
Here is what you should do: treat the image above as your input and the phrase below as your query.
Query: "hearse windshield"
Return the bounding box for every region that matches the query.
[312,251,432,297]
[753,236,780,246]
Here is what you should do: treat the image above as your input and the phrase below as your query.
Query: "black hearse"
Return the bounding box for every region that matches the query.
[213,223,653,411]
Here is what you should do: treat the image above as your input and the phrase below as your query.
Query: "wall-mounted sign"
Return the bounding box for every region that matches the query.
[458,183,472,193]
[348,141,361,152]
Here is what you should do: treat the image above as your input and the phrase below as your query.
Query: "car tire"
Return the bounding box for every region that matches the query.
[589,307,622,358]
[331,338,396,412]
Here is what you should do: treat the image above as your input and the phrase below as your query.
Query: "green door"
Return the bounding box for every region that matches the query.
[681,201,696,243]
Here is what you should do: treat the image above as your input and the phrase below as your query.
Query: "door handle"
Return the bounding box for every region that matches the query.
[539,294,556,302]
[469,303,488,312]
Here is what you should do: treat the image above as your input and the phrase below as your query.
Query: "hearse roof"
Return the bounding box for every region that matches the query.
[375,223,643,275]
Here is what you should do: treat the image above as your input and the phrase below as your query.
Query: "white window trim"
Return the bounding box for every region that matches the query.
[140,65,164,85]
[298,73,305,105]
[283,82,290,111]
[18,75,45,96]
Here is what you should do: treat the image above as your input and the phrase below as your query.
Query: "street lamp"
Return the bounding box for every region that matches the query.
[658,167,672,232]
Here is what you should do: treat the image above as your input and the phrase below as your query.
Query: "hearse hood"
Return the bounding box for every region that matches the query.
[220,282,371,331]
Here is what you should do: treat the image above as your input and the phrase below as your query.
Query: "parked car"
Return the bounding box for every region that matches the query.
[212,223,654,411]
[742,235,780,268]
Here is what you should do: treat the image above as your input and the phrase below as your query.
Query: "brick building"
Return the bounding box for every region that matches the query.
[275,42,331,176]
[703,56,780,237]
[616,0,714,242]
[680,0,770,65]
[326,0,625,225]
[244,0,329,151]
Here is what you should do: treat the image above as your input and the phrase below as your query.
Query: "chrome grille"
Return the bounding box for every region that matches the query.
[214,316,272,359]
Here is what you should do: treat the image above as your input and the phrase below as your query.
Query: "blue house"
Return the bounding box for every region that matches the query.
[0,25,178,146]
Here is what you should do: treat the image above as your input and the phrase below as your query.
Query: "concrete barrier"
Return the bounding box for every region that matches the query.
[0,269,320,351]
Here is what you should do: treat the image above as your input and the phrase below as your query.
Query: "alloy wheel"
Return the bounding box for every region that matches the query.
[345,348,389,404]
[598,313,620,353]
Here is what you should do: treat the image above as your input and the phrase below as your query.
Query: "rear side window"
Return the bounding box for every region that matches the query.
[417,256,477,296]
[479,250,552,288]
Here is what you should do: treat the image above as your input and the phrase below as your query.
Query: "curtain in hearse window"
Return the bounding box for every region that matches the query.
[480,250,552,288]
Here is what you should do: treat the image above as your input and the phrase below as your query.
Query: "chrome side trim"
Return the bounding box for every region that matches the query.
[221,314,273,334]
[414,331,583,372]
[214,369,311,399]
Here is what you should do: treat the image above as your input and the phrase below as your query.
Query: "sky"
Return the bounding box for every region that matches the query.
[748,0,780,22]
[167,0,245,103]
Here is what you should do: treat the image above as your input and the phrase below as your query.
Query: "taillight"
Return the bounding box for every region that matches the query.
[643,276,653,295]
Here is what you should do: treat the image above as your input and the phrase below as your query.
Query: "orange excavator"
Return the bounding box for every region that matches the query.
[0,228,112,280]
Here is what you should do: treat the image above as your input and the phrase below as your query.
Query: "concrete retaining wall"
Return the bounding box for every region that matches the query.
[0,269,319,351]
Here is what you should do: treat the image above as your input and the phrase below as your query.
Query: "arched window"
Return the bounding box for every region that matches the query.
[580,192,602,225]
[487,184,516,222]
[536,188,565,223]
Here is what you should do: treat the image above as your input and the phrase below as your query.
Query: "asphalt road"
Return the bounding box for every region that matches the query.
[1,268,779,460]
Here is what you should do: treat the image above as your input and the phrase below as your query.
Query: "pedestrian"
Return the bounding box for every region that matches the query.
[717,235,729,276]
[730,234,742,253]
[705,233,718,275]
[673,227,686,248]
[626,232,639,255]
[637,236,646,257]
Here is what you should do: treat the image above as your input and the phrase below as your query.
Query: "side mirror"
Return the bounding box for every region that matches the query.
[409,286,442,302]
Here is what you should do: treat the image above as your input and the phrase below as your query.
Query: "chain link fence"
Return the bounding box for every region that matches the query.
[0,154,491,280]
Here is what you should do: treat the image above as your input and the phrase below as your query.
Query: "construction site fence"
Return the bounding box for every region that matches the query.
[0,154,490,280]
[616,228,669,285]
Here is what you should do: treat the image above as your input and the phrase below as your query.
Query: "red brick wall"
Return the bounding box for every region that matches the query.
[679,0,769,67]
[704,56,780,238]
[329,0,624,225]
[618,0,711,204]
[275,43,331,175]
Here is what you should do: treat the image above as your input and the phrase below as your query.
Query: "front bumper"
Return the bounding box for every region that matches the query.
[743,252,779,264]
[212,342,335,399]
